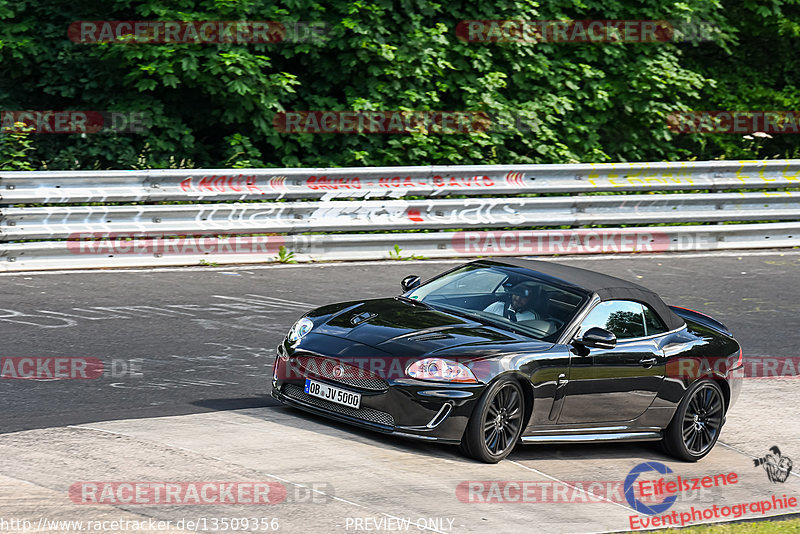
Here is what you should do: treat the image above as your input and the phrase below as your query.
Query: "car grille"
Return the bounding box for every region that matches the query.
[283,383,395,428]
[293,355,389,391]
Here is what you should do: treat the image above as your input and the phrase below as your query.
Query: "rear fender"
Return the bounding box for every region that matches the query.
[669,306,732,336]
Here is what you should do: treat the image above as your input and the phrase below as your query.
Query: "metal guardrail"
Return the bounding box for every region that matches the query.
[1,160,799,271]
[3,191,800,240]
[2,160,800,202]
[2,223,799,270]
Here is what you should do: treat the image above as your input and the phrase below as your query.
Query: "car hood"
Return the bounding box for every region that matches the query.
[308,297,552,359]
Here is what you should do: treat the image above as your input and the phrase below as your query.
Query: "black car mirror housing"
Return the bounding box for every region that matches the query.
[577,327,617,350]
[401,275,421,292]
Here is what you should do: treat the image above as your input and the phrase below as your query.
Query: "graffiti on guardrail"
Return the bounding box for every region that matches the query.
[2,161,800,269]
[166,164,800,195]
[178,174,279,194]
[4,162,799,202]
[307,174,500,189]
[174,172,506,195]
[4,192,798,242]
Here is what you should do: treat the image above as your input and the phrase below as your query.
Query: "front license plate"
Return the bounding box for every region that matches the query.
[304,379,361,409]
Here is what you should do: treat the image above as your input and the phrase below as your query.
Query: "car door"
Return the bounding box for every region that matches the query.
[557,300,667,424]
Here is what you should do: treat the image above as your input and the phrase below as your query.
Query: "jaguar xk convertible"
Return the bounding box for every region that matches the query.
[271,259,743,463]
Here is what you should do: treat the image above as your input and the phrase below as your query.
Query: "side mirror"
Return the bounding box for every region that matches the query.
[401,275,421,292]
[577,327,617,350]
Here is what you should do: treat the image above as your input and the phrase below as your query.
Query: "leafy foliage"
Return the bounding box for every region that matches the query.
[0,121,36,170]
[275,245,297,263]
[0,0,798,170]
[389,244,426,260]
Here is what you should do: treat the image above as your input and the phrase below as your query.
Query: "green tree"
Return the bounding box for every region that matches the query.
[0,122,36,170]
[0,0,797,169]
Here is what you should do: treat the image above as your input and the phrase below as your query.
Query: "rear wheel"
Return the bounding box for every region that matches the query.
[662,380,725,462]
[460,378,525,463]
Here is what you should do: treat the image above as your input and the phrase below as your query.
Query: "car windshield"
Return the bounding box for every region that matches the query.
[405,263,589,342]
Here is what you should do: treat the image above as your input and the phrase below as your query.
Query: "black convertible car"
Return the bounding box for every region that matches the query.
[272,259,743,463]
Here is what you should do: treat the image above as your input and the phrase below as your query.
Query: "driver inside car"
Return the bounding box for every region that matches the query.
[483,283,540,322]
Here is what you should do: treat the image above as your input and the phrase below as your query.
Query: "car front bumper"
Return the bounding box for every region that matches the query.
[271,341,486,444]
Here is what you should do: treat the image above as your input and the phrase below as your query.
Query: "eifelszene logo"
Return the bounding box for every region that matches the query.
[624,462,677,515]
[754,446,793,483]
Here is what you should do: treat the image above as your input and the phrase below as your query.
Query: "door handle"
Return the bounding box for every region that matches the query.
[549,373,569,421]
[640,357,657,368]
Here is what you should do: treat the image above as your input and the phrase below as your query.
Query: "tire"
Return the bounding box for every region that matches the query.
[661,380,725,462]
[460,377,525,463]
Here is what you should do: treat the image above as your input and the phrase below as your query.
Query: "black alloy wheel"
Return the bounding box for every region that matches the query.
[662,380,725,461]
[461,378,525,463]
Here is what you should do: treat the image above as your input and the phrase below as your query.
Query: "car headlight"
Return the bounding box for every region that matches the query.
[287,317,314,343]
[406,358,478,383]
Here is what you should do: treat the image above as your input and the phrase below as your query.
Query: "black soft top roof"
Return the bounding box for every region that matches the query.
[483,258,685,331]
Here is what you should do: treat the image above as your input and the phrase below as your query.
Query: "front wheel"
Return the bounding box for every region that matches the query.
[460,378,525,463]
[661,380,725,462]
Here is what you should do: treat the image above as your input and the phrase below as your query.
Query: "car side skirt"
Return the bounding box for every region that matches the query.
[520,430,662,444]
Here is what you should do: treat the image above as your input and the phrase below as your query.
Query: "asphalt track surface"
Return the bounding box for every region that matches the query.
[1,251,799,533]
[1,252,796,433]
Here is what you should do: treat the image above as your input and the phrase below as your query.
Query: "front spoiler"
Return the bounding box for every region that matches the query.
[271,387,463,445]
